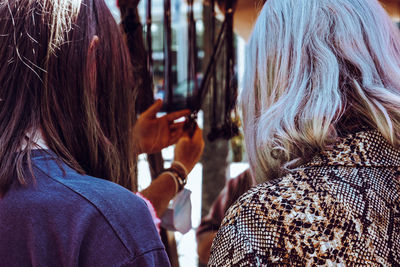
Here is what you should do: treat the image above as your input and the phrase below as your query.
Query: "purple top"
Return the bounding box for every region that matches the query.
[0,150,170,267]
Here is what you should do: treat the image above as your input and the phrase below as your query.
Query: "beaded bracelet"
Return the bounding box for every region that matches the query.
[164,161,188,193]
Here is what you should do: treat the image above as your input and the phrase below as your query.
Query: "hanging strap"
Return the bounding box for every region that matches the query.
[163,0,173,111]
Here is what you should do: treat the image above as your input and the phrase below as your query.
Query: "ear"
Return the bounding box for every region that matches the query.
[89,35,99,51]
[88,35,99,59]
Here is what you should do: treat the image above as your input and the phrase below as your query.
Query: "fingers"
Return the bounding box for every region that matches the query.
[165,109,190,122]
[192,126,203,140]
[169,128,184,145]
[191,127,204,149]
[141,99,163,119]
[142,100,189,122]
[169,121,185,130]
[168,122,185,145]
[181,124,203,140]
[173,125,204,173]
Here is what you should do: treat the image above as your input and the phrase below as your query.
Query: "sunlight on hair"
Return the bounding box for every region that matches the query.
[42,0,82,56]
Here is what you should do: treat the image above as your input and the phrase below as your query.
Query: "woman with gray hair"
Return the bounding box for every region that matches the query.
[209,0,400,265]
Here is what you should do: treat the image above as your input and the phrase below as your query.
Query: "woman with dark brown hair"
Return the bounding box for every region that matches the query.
[0,0,203,266]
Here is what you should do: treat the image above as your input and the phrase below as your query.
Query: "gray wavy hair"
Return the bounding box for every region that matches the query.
[242,0,400,182]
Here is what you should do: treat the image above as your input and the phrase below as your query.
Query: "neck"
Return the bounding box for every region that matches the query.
[23,130,48,150]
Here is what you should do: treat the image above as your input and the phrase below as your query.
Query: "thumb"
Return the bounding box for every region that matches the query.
[141,99,163,119]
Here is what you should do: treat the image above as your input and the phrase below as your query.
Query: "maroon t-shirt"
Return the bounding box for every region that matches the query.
[196,169,254,236]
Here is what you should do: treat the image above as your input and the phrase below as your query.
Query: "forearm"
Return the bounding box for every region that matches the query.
[139,172,177,217]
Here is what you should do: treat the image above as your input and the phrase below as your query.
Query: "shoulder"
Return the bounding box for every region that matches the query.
[220,167,335,226]
[1,151,169,266]
[210,131,400,266]
[30,152,167,261]
[209,167,357,266]
[31,152,152,224]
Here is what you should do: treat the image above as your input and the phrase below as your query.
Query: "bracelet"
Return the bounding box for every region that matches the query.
[163,171,179,194]
[164,161,188,192]
[171,161,188,177]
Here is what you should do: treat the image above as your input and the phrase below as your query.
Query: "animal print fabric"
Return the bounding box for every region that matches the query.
[208,130,400,266]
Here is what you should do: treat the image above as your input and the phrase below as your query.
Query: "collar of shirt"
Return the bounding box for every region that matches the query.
[305,130,400,168]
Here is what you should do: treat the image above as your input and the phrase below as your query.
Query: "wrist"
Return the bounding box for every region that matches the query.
[163,162,188,193]
[163,171,180,194]
[171,161,188,177]
[172,159,193,174]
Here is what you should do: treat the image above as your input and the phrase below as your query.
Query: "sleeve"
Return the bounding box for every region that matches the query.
[70,183,170,267]
[208,173,360,266]
[206,184,265,267]
[122,249,171,267]
[208,188,284,267]
[208,223,259,267]
[76,203,170,267]
[196,170,253,237]
[135,192,161,233]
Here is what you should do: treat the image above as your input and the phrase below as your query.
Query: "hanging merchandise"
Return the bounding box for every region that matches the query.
[194,0,240,142]
[146,0,153,75]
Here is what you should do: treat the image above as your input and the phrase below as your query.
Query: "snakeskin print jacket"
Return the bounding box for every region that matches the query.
[209,130,400,266]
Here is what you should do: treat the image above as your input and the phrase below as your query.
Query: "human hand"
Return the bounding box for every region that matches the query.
[174,125,204,173]
[134,100,190,154]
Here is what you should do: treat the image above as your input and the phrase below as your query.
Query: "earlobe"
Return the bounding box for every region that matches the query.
[87,35,99,62]
[89,35,99,52]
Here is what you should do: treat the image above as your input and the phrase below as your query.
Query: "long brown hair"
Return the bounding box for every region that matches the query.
[0,0,137,193]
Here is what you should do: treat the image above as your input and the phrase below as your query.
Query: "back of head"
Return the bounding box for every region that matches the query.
[0,0,137,193]
[242,0,400,182]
